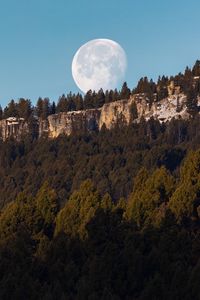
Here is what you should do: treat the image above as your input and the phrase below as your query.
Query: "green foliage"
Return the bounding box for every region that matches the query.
[130,102,138,121]
[134,77,157,104]
[0,192,37,238]
[0,173,200,299]
[0,114,195,208]
[120,82,131,99]
[127,167,174,227]
[36,181,58,226]
[186,85,198,114]
[2,61,200,297]
[55,180,101,238]
[192,60,200,76]
[101,193,113,212]
[169,150,200,222]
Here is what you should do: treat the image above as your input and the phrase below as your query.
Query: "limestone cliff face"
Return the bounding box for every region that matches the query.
[0,117,29,141]
[0,93,194,141]
[99,98,135,130]
[132,93,190,122]
[46,99,135,137]
[47,109,101,138]
[39,119,49,137]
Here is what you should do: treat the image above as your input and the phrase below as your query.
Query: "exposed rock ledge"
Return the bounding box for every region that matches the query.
[0,94,194,141]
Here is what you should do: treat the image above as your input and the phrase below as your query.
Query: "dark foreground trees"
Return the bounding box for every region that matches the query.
[1,154,200,299]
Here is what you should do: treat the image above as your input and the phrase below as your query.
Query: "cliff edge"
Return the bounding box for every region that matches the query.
[0,93,195,141]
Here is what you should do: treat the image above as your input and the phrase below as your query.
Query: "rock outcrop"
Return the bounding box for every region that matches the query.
[47,109,101,138]
[0,92,197,141]
[99,98,135,130]
[132,93,190,122]
[0,117,29,141]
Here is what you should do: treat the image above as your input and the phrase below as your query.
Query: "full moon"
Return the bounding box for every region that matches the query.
[72,39,127,93]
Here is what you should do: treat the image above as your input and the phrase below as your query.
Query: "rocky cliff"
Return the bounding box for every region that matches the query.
[0,117,29,141]
[99,98,135,129]
[47,109,101,138]
[133,93,191,121]
[0,93,196,141]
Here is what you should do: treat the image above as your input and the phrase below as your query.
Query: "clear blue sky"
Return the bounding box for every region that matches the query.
[0,0,200,106]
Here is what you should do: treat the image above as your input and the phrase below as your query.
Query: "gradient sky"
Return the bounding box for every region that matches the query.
[0,0,200,106]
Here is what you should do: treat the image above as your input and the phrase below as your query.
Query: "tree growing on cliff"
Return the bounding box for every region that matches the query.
[192,60,200,77]
[51,101,56,115]
[3,99,18,118]
[96,88,105,107]
[0,106,3,120]
[134,77,156,104]
[17,98,32,120]
[130,102,138,122]
[157,76,169,101]
[84,90,95,109]
[120,82,131,99]
[36,97,51,119]
[186,86,198,114]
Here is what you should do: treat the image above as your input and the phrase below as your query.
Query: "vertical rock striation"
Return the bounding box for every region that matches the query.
[47,109,101,138]
[99,98,135,130]
[0,117,29,141]
[0,93,194,141]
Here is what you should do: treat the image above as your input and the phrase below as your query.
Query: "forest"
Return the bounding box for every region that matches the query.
[1,61,200,299]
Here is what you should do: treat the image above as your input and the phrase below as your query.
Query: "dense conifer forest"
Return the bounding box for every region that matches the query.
[1,61,200,299]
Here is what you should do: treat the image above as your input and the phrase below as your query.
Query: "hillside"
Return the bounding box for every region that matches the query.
[0,90,198,141]
[1,61,200,299]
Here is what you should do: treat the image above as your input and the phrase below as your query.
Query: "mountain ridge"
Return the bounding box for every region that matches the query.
[0,90,197,141]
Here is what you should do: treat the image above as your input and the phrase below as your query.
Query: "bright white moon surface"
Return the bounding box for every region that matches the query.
[72,39,127,93]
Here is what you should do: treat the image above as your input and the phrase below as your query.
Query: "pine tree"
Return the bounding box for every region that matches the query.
[186,86,198,114]
[169,150,200,222]
[127,167,174,227]
[96,88,105,107]
[51,101,56,115]
[18,98,32,119]
[84,90,94,109]
[4,99,18,118]
[192,60,200,77]
[36,182,58,229]
[120,82,131,99]
[0,105,3,120]
[130,102,138,122]
[55,180,101,238]
[36,97,44,118]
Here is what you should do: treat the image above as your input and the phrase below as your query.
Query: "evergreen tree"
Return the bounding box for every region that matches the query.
[3,99,18,118]
[0,105,3,120]
[51,101,56,115]
[130,102,138,122]
[96,88,105,107]
[17,98,32,119]
[75,93,84,110]
[57,94,69,113]
[42,98,51,119]
[186,86,198,114]
[36,97,44,118]
[120,82,131,99]
[157,76,169,101]
[55,180,101,238]
[84,90,94,109]
[36,182,58,233]
[192,60,200,77]
[169,150,200,222]
[127,167,174,227]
